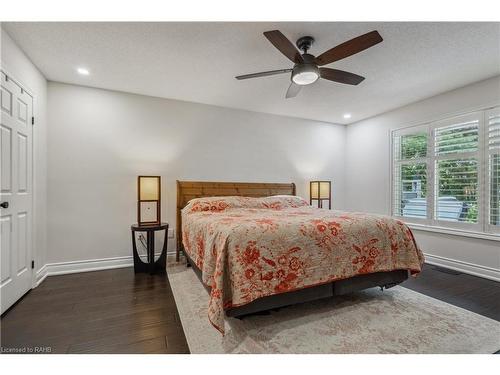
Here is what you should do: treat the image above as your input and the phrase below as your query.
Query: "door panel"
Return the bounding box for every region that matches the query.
[1,215,12,286]
[1,84,13,115]
[17,212,28,275]
[0,71,33,313]
[17,97,28,124]
[17,133,28,192]
[0,125,12,192]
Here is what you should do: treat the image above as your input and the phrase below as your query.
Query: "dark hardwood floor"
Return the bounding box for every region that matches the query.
[403,263,500,321]
[1,263,498,354]
[0,268,189,354]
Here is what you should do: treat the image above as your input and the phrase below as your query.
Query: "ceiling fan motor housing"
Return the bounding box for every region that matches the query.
[292,53,320,85]
[296,36,315,53]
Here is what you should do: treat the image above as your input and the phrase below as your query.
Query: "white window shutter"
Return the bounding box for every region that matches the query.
[432,113,480,227]
[392,127,428,221]
[487,108,500,232]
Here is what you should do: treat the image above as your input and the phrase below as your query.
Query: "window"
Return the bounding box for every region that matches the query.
[392,131,428,219]
[434,115,479,224]
[487,108,500,229]
[391,107,500,235]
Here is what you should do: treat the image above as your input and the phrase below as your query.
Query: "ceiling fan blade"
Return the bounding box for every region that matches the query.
[319,68,365,85]
[235,68,292,80]
[263,30,304,64]
[315,30,383,66]
[285,82,302,98]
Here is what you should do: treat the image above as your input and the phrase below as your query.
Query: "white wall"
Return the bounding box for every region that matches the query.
[47,82,346,264]
[346,76,500,279]
[1,28,48,282]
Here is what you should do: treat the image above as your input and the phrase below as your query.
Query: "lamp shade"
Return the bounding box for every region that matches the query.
[310,181,332,209]
[139,176,160,200]
[310,181,330,199]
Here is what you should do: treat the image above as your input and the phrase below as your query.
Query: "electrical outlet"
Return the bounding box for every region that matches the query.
[168,228,174,238]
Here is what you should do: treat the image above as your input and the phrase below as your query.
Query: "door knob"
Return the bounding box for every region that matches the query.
[0,202,9,209]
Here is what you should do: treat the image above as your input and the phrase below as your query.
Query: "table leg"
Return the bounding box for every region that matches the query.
[155,227,168,273]
[147,231,155,274]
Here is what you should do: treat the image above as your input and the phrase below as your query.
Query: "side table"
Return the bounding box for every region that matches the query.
[131,223,168,274]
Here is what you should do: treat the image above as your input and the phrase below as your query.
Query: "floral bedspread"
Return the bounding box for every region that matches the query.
[181,195,424,334]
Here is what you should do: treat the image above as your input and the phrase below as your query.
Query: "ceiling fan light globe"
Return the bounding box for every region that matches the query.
[292,63,320,85]
[292,71,319,85]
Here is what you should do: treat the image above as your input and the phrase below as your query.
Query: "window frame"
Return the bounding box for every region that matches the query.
[390,106,500,237]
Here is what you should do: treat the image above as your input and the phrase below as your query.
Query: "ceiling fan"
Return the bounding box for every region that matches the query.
[235,30,383,98]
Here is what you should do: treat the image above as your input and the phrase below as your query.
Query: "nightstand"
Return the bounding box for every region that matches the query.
[131,223,168,274]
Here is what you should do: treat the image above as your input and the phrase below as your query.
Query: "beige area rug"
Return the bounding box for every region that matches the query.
[168,264,500,354]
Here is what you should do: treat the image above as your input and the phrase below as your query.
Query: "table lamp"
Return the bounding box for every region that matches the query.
[137,176,161,225]
[310,180,331,209]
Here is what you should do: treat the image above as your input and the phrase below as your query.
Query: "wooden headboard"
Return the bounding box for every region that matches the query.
[176,180,296,261]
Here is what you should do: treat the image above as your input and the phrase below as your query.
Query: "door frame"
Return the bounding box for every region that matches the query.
[0,65,36,290]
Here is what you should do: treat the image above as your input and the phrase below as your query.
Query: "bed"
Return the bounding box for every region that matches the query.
[176,181,424,334]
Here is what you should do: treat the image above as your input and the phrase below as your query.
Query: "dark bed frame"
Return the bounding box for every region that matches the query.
[176,180,409,318]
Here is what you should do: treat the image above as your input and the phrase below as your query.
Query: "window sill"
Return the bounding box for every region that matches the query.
[407,223,500,242]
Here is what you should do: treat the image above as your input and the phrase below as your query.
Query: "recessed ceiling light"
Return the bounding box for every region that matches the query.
[77,67,90,76]
[343,113,352,119]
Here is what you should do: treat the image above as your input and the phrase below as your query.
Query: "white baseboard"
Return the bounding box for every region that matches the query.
[36,251,177,285]
[34,251,498,287]
[35,264,48,287]
[46,255,134,276]
[424,253,500,282]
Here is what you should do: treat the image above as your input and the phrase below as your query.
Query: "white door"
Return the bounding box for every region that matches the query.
[0,70,33,314]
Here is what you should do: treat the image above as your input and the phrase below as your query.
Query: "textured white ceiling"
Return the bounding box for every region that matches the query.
[3,22,500,124]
